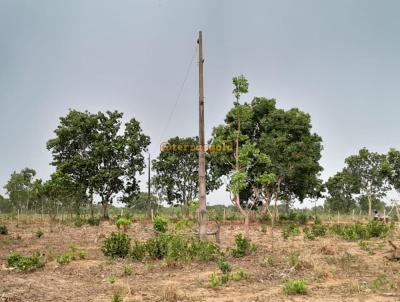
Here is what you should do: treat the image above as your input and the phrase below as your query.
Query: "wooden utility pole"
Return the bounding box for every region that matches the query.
[147,153,152,220]
[198,31,208,240]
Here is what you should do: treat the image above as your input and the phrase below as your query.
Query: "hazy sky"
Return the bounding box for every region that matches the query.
[1,0,399,206]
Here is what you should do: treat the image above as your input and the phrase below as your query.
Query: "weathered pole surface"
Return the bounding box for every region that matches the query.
[198,31,208,240]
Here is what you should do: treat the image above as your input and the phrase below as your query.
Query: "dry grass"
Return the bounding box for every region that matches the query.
[0,217,399,301]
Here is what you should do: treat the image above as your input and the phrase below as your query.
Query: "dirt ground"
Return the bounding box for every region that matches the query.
[1,218,400,302]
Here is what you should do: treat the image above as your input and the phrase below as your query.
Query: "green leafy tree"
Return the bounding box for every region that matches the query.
[3,168,41,212]
[152,136,220,215]
[344,148,389,217]
[386,148,400,191]
[41,171,84,217]
[123,191,158,211]
[47,109,150,218]
[0,195,13,213]
[210,76,276,232]
[324,171,358,213]
[210,94,323,225]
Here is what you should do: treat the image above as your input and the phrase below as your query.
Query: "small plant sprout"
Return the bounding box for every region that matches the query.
[123,265,133,276]
[36,229,44,238]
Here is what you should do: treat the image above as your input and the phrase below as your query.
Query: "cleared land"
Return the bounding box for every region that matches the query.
[1,217,400,302]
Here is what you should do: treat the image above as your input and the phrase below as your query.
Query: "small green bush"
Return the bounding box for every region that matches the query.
[153,216,168,233]
[130,240,146,261]
[7,252,44,271]
[0,224,8,235]
[283,224,301,239]
[56,254,72,265]
[36,229,44,238]
[116,217,131,231]
[231,234,252,258]
[217,257,232,274]
[209,272,222,287]
[102,232,131,259]
[283,279,308,295]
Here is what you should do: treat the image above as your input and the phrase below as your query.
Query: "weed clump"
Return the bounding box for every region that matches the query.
[7,252,45,271]
[283,279,308,295]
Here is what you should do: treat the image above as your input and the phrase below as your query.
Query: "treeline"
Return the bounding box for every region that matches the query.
[1,75,399,222]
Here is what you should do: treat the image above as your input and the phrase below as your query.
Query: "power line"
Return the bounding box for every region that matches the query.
[159,43,198,142]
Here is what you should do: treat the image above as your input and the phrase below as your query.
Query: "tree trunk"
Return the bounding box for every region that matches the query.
[368,192,372,218]
[102,200,109,219]
[261,192,273,216]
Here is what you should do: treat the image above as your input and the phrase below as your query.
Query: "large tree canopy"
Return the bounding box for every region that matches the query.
[47,109,150,218]
[344,148,389,217]
[3,168,42,211]
[210,97,323,219]
[324,171,359,213]
[152,136,221,211]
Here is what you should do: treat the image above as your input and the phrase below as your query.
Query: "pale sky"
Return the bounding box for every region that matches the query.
[1,0,399,207]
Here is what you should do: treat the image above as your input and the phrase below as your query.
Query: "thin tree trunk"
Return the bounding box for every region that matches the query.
[368,191,372,218]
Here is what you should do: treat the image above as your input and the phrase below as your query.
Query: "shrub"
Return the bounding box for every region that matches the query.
[283,224,300,239]
[218,257,232,274]
[231,234,252,258]
[102,232,131,259]
[311,224,327,237]
[131,234,219,262]
[189,239,220,261]
[7,252,44,271]
[0,224,8,235]
[153,216,168,233]
[87,217,100,226]
[330,221,390,241]
[283,279,308,295]
[116,217,131,232]
[130,240,146,261]
[56,254,72,265]
[36,229,44,238]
